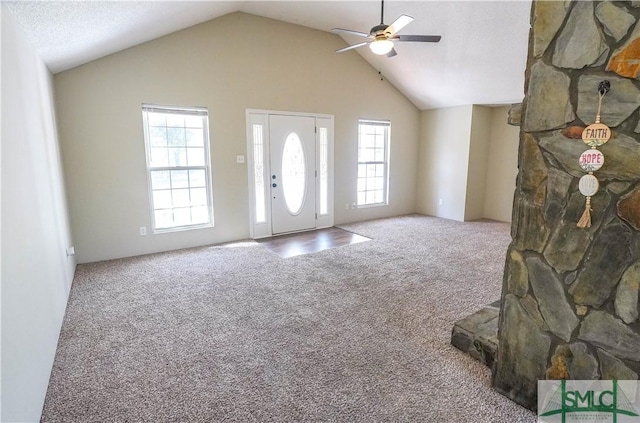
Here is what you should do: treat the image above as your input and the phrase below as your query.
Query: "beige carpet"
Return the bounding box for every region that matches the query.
[41,214,535,422]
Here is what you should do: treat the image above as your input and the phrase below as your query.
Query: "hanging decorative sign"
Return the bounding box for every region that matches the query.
[578,149,605,172]
[577,80,610,229]
[578,174,599,196]
[581,122,611,147]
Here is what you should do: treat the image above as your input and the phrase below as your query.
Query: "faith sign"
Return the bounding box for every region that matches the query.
[582,122,611,147]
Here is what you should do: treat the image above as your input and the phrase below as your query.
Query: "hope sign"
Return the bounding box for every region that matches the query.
[578,149,604,172]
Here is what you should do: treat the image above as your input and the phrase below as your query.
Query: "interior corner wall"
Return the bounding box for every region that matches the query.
[483,106,519,222]
[417,104,518,223]
[1,4,76,422]
[464,105,492,221]
[53,11,421,264]
[416,105,473,221]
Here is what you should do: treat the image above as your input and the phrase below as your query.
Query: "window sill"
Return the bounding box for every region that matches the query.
[357,203,388,209]
[153,223,214,235]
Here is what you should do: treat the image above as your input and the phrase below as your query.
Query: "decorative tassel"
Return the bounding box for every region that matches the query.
[577,197,592,228]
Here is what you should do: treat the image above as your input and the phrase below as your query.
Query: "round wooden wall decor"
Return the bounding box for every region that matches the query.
[579,174,600,197]
[578,149,605,172]
[582,123,611,147]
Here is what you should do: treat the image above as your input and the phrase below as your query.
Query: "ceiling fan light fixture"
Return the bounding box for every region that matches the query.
[369,39,394,55]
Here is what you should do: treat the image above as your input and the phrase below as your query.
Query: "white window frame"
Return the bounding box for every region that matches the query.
[357,119,390,208]
[142,104,214,233]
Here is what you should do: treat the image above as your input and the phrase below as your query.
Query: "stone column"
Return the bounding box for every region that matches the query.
[493,0,640,411]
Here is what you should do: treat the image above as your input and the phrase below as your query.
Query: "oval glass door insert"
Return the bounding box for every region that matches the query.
[281,132,306,214]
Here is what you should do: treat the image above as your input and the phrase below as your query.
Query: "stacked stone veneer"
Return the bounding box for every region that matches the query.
[493,1,640,411]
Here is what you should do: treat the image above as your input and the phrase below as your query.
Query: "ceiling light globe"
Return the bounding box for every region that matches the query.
[369,39,394,55]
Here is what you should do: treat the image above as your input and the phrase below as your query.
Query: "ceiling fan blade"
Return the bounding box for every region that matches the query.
[386,48,398,58]
[336,42,369,53]
[393,35,442,43]
[332,28,370,38]
[385,14,413,36]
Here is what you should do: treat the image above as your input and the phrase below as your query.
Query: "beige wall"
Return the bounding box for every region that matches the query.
[416,105,518,222]
[416,105,473,221]
[55,12,420,263]
[1,4,76,421]
[465,105,492,220]
[484,106,519,222]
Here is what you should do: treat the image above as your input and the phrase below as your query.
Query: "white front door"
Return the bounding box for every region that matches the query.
[269,115,316,234]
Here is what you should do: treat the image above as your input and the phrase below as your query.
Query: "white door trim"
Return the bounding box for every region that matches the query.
[246,109,334,239]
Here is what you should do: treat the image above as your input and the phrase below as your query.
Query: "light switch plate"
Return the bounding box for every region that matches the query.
[236,155,245,164]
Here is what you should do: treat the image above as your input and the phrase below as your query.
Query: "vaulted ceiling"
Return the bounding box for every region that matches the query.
[5,1,531,110]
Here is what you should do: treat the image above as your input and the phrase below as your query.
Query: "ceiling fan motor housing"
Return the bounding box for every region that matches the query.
[370,24,390,37]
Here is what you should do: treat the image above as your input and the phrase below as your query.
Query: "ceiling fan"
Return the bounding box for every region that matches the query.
[332,0,441,58]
